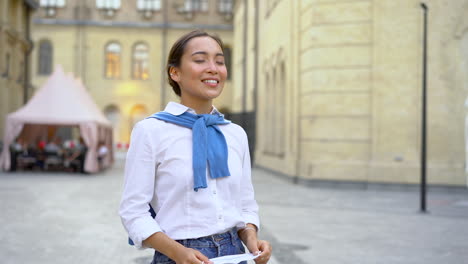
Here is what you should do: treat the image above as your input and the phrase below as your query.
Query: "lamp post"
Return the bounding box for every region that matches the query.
[420,2,428,213]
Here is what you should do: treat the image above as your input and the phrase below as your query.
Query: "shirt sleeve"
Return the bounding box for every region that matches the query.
[119,121,162,249]
[239,129,260,230]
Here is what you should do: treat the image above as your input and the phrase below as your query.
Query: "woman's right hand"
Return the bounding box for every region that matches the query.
[143,232,212,264]
[173,247,212,264]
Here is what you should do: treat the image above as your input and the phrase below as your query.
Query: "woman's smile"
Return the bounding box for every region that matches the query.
[202,78,220,87]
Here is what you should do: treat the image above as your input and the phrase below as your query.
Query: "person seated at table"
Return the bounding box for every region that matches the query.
[14,142,38,170]
[45,137,62,154]
[9,139,25,171]
[97,141,109,170]
[44,137,64,170]
[64,138,87,172]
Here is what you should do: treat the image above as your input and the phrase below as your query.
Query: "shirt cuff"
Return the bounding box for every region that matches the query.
[242,213,260,231]
[129,216,162,249]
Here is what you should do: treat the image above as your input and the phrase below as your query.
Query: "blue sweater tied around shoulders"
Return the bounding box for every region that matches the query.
[150,111,232,191]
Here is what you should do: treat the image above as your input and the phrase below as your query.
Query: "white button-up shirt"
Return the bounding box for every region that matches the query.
[119,102,260,249]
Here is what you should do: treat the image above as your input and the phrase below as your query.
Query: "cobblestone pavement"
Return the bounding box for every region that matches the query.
[1,159,468,264]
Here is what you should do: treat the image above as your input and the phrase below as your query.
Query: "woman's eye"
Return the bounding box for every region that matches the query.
[216,61,225,65]
[194,60,205,63]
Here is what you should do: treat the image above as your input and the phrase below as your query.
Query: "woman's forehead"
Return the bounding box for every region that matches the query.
[185,36,223,55]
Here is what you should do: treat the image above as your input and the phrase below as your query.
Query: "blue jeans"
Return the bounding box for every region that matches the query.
[151,228,246,264]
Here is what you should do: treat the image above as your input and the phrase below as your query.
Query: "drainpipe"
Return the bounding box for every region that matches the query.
[251,0,259,161]
[253,0,259,118]
[75,1,87,84]
[23,2,35,104]
[160,0,168,110]
[420,2,428,213]
[294,1,301,184]
[241,0,248,129]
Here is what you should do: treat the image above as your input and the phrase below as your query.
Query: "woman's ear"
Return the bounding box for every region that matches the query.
[169,67,180,82]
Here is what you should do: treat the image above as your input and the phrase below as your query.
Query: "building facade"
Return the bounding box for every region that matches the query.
[0,0,39,142]
[31,0,234,144]
[234,0,468,187]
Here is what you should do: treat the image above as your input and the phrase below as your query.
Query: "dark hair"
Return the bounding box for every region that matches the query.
[166,30,225,96]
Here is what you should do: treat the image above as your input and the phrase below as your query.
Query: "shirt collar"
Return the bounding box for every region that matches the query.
[164,101,221,116]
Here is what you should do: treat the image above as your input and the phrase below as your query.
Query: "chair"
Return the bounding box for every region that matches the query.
[44,150,63,170]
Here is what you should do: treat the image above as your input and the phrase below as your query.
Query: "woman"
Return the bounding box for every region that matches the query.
[119,30,272,264]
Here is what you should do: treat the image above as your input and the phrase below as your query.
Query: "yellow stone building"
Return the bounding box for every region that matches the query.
[30,0,234,144]
[234,0,468,187]
[0,0,39,143]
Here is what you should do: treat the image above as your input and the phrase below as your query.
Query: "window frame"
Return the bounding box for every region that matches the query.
[38,39,53,76]
[218,0,233,14]
[131,42,150,81]
[104,41,122,80]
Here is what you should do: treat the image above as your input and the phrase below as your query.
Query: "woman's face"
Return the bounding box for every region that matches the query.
[170,36,227,103]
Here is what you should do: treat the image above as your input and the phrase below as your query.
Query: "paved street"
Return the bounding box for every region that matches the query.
[1,158,468,264]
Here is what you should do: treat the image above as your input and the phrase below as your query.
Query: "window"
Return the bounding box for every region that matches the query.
[38,40,53,75]
[223,46,232,80]
[104,42,121,79]
[195,0,208,11]
[137,0,161,11]
[218,0,233,13]
[40,0,66,6]
[2,53,10,78]
[132,43,149,80]
[263,58,286,157]
[17,61,24,83]
[130,104,148,131]
[185,0,208,12]
[40,0,66,17]
[96,0,120,8]
[137,0,161,18]
[96,0,121,17]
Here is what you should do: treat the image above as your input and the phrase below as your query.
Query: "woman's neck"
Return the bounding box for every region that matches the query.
[180,97,213,114]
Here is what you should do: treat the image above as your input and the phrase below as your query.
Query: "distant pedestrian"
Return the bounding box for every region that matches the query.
[119,30,272,264]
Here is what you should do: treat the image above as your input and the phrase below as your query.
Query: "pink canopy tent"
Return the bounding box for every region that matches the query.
[0,65,113,173]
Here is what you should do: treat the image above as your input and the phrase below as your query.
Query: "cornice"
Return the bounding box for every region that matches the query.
[33,18,233,31]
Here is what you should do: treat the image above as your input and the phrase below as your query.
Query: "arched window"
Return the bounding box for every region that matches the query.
[264,71,274,154]
[104,42,121,79]
[279,61,286,155]
[132,43,149,80]
[38,39,53,75]
[271,66,278,154]
[2,53,10,78]
[224,45,232,80]
[129,104,148,132]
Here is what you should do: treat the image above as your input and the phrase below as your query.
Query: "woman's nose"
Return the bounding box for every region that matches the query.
[206,60,218,73]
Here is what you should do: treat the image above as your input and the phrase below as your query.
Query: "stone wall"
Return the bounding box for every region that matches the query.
[235,0,468,186]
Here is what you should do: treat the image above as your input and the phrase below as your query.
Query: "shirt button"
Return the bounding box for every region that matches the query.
[218,215,223,220]
[213,190,217,195]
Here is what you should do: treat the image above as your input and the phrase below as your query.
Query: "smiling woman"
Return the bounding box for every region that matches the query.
[168,34,227,114]
[119,30,272,264]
